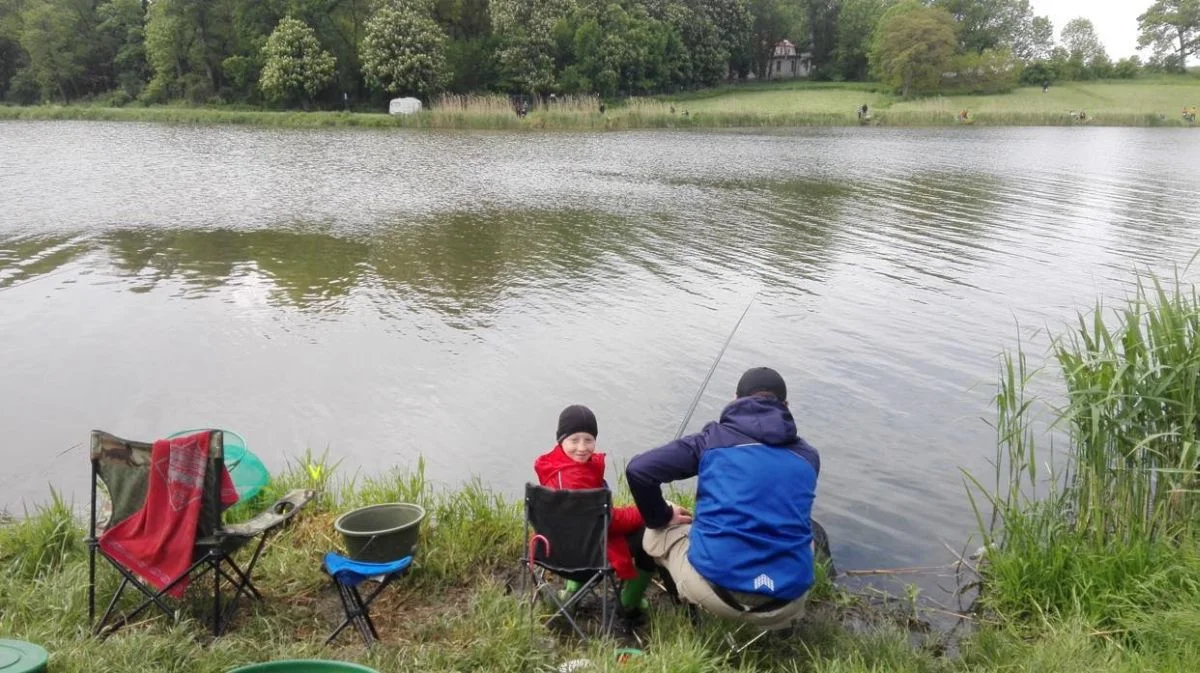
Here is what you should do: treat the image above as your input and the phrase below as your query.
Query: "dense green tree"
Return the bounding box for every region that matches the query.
[832,0,892,81]
[17,0,82,101]
[0,0,1167,108]
[0,0,26,99]
[1137,0,1199,73]
[1113,55,1141,79]
[259,17,335,105]
[491,0,575,92]
[433,0,492,39]
[661,0,725,86]
[933,0,1044,56]
[1061,17,1106,63]
[947,47,1020,93]
[803,0,840,76]
[1012,14,1053,60]
[144,0,236,102]
[870,1,957,96]
[570,0,684,95]
[97,0,149,99]
[361,4,449,97]
[1060,17,1107,79]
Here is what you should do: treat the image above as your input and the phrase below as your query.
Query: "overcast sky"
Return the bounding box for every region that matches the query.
[1030,0,1150,59]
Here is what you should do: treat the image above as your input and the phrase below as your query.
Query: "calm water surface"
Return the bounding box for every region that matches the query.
[2,121,1199,579]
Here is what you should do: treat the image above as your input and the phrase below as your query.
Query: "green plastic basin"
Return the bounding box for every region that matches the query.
[0,639,48,673]
[226,660,378,673]
[334,502,425,563]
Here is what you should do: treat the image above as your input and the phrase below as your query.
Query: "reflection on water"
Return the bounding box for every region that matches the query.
[2,122,1200,581]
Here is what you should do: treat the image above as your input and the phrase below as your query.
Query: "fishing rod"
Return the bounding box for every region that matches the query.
[673,292,758,440]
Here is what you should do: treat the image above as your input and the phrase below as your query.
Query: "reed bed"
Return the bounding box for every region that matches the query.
[972,269,1200,634]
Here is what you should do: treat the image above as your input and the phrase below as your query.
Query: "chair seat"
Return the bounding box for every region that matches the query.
[324,552,412,587]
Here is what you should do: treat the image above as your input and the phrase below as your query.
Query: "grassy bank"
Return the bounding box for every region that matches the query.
[2,270,1200,672]
[2,79,1198,129]
[2,454,1197,673]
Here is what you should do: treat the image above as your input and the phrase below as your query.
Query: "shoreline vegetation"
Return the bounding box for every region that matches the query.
[2,80,1198,130]
[2,267,1199,673]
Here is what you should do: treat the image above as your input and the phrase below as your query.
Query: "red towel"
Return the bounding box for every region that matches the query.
[99,431,238,598]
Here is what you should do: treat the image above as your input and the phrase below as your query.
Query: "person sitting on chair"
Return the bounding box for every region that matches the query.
[626,367,820,630]
[534,404,656,617]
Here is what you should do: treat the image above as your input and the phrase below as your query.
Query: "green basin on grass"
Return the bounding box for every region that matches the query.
[226,660,379,673]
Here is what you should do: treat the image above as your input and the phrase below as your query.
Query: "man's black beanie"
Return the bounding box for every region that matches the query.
[735,367,787,402]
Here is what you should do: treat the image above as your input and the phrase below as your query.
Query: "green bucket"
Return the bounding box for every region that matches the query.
[334,503,426,563]
[226,661,378,673]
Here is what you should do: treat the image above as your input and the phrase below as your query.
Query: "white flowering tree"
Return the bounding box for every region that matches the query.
[360,5,449,97]
[259,17,336,106]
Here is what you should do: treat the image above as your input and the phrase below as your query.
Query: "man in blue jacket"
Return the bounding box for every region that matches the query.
[626,366,819,628]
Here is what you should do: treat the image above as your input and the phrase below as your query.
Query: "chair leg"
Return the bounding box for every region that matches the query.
[212,553,222,637]
[537,583,590,642]
[221,557,263,601]
[344,583,373,646]
[325,579,358,646]
[88,541,97,627]
[94,576,129,636]
[351,586,380,643]
[213,528,283,630]
[326,575,397,647]
[218,561,261,627]
[241,534,271,586]
[538,572,603,642]
[95,554,193,638]
[603,573,623,639]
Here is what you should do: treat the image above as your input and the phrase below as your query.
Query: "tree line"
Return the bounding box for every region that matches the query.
[0,0,1195,107]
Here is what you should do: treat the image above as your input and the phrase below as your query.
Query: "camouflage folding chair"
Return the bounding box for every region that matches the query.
[86,429,315,638]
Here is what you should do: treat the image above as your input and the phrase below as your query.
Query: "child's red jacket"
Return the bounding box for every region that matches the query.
[533,444,645,580]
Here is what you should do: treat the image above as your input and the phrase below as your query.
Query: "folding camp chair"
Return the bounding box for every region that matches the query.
[521,483,619,642]
[86,429,315,638]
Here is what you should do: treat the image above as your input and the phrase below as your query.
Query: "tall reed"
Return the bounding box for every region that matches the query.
[973,269,1200,628]
[1056,271,1200,541]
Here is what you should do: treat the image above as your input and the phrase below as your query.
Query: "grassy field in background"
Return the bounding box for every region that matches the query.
[670,78,1200,126]
[2,78,1198,129]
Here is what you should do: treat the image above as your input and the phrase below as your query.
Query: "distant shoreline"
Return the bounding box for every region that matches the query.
[2,104,1195,129]
[3,79,1197,129]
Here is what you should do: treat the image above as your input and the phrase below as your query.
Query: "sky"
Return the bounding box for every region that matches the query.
[1031,0,1150,59]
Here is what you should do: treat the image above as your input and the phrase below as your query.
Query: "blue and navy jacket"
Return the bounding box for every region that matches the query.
[626,396,820,601]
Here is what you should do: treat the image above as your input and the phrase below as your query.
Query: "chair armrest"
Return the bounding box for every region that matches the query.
[222,489,316,538]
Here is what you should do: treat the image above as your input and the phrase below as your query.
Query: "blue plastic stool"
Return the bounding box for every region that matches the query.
[322,552,413,646]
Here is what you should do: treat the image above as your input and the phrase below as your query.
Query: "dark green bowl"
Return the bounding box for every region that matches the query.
[225,660,379,672]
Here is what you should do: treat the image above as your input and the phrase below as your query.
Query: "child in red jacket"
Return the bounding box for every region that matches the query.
[534,404,654,614]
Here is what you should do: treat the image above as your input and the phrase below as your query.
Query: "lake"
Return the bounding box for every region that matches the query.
[2,121,1198,577]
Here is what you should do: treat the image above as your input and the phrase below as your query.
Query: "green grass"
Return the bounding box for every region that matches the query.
[888,80,1200,126]
[3,78,1198,129]
[969,268,1200,638]
[0,447,1197,672]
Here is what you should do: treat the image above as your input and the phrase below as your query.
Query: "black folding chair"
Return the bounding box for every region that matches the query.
[521,483,618,642]
[86,429,314,638]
